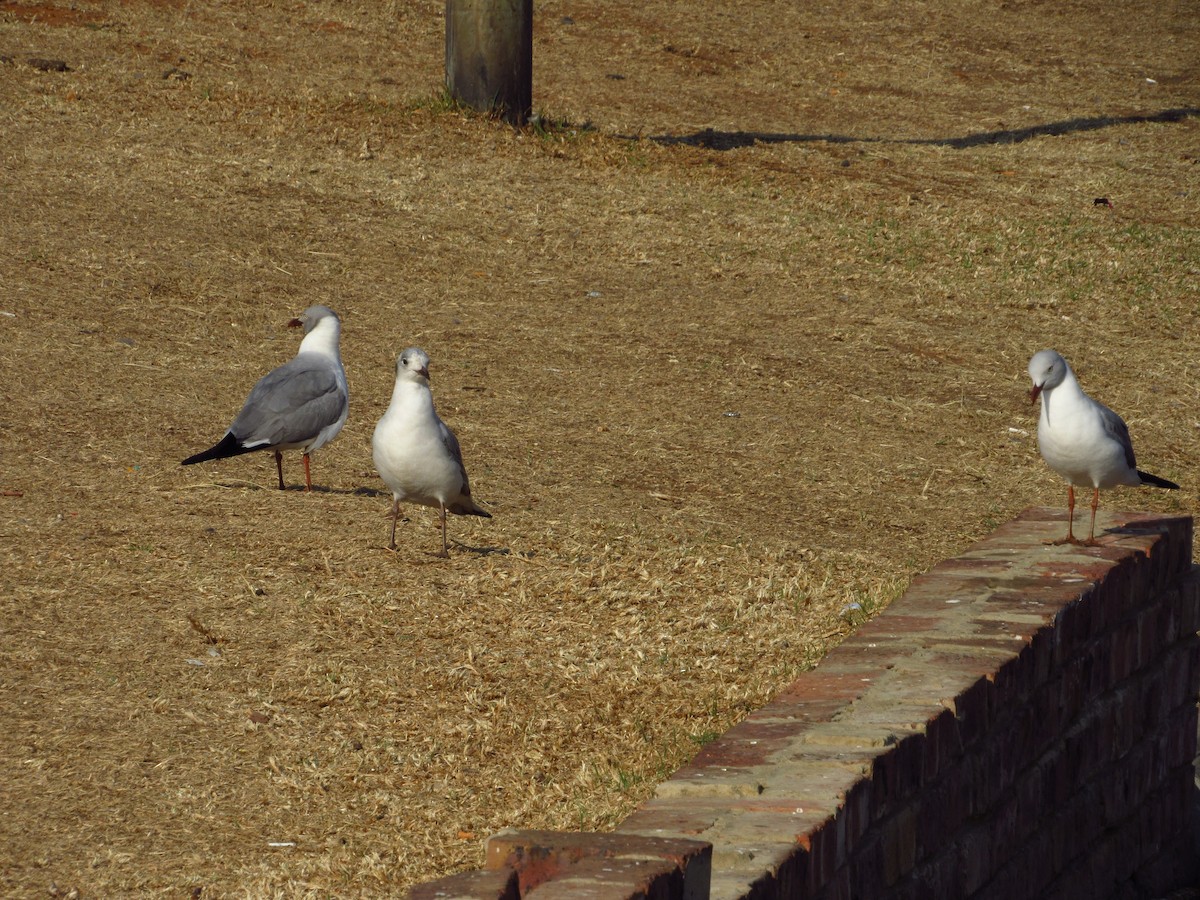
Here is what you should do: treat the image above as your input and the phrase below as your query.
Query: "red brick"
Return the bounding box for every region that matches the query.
[1106,618,1134,683]
[1161,638,1200,711]
[1051,594,1094,660]
[949,672,995,749]
[915,764,969,860]
[866,735,925,820]
[956,823,994,894]
[620,797,831,843]
[617,799,721,837]
[989,642,1039,707]
[1127,829,1200,898]
[813,864,852,900]
[484,829,709,897]
[521,856,687,900]
[965,739,1004,817]
[769,671,872,710]
[1160,704,1199,769]
[1135,602,1173,670]
[993,705,1037,785]
[988,793,1020,863]
[847,830,884,898]
[1027,625,1056,686]
[1098,740,1153,827]
[1178,573,1200,633]
[1083,639,1114,700]
[880,805,917,886]
[839,777,873,849]
[1012,759,1044,844]
[920,708,964,783]
[1135,667,1169,730]
[409,868,519,900]
[1110,682,1142,759]
[896,845,960,899]
[844,613,945,645]
[800,814,838,893]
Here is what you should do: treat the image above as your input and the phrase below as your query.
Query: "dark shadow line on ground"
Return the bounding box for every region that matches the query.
[633,107,1200,151]
[196,481,389,497]
[452,540,511,557]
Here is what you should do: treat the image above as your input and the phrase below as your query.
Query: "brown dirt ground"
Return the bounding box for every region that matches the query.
[1,0,1197,896]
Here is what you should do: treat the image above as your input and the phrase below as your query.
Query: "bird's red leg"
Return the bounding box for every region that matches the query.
[1084,488,1100,546]
[302,453,312,492]
[275,450,285,490]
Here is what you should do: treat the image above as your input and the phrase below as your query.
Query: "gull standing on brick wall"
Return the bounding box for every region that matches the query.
[1027,348,1178,545]
[182,305,349,491]
[372,347,491,558]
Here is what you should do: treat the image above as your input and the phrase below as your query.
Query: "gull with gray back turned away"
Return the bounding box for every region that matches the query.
[1027,348,1177,546]
[372,347,491,558]
[182,305,349,491]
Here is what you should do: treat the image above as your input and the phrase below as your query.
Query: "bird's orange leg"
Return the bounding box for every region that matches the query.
[1047,484,1084,545]
[302,453,312,492]
[274,450,285,490]
[1083,487,1101,546]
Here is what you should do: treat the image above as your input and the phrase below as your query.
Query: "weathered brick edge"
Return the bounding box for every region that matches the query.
[411,830,711,899]
[409,508,1200,899]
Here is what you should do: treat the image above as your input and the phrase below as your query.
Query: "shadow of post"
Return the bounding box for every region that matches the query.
[630,106,1200,151]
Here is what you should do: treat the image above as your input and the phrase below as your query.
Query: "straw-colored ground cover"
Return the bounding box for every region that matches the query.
[1,1,1196,894]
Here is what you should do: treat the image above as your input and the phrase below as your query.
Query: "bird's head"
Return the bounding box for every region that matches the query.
[399,347,431,381]
[1027,349,1067,404]
[288,305,340,334]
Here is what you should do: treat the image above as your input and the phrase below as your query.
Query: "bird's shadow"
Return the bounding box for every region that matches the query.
[376,540,512,560]
[198,481,391,497]
[341,485,389,498]
[450,540,511,557]
[1105,523,1178,539]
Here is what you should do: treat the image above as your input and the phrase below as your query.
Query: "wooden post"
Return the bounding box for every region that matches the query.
[445,0,532,126]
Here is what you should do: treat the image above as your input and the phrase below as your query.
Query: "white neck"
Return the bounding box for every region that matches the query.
[299,318,341,361]
[390,372,433,408]
[1040,366,1084,425]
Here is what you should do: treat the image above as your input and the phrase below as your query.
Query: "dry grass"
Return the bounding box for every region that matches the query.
[1,0,1197,895]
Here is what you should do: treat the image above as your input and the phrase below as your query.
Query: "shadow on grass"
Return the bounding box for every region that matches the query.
[634,106,1200,151]
[194,480,390,497]
[451,539,511,557]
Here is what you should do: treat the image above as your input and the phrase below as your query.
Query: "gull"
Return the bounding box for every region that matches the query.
[1027,348,1178,545]
[182,305,349,491]
[372,347,491,557]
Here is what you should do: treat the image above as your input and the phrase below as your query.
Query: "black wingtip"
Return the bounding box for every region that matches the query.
[448,501,493,519]
[182,432,255,466]
[1137,470,1180,491]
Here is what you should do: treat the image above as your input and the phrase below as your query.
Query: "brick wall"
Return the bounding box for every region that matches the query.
[411,508,1200,899]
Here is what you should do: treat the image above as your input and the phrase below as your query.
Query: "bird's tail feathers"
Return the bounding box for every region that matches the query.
[181,432,257,466]
[1137,470,1180,490]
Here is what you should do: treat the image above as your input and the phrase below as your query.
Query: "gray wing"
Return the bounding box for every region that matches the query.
[230,355,345,447]
[1098,402,1137,470]
[438,419,473,495]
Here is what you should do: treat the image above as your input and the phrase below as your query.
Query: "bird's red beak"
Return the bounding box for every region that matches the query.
[287,317,304,329]
[1029,384,1042,404]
